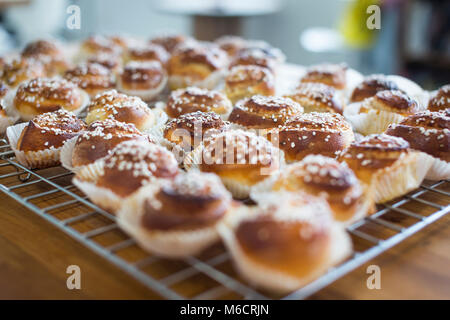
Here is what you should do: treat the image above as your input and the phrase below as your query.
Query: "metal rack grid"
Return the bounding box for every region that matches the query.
[0,137,449,300]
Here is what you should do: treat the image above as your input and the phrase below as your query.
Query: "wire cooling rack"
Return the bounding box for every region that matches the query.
[0,138,449,300]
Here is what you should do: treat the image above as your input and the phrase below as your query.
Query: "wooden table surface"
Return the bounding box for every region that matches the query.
[0,188,449,300]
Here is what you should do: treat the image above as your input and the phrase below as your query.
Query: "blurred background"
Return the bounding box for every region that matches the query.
[0,0,448,89]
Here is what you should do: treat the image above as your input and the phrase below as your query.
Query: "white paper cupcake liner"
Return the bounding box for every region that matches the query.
[385,75,429,108]
[373,151,432,203]
[6,122,62,169]
[73,177,123,214]
[116,185,222,258]
[141,107,169,135]
[423,153,450,181]
[117,74,168,102]
[344,102,405,135]
[218,207,352,293]
[168,70,224,91]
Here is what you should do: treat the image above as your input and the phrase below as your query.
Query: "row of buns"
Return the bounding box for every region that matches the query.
[1,34,449,293]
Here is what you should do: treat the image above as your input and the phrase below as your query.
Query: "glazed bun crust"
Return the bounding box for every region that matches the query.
[163,111,226,148]
[166,87,231,118]
[64,62,115,96]
[225,65,275,104]
[362,90,421,115]
[386,111,450,161]
[72,119,148,167]
[350,75,401,103]
[119,60,166,91]
[17,109,86,152]
[428,84,450,112]
[300,63,347,90]
[0,58,45,88]
[268,112,354,162]
[96,141,179,197]
[142,172,231,231]
[228,95,303,129]
[14,78,85,116]
[86,90,155,131]
[288,82,343,114]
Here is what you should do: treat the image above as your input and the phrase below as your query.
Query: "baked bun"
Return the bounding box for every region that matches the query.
[350,74,401,103]
[0,57,45,88]
[161,111,227,159]
[168,42,227,90]
[225,65,275,104]
[165,86,232,119]
[229,47,278,73]
[251,155,374,225]
[70,119,149,168]
[74,140,179,213]
[184,129,283,199]
[218,192,351,292]
[386,110,450,180]
[288,82,343,114]
[64,62,116,97]
[214,35,247,57]
[85,90,166,132]
[267,112,354,162]
[300,63,347,90]
[338,134,431,203]
[8,109,86,169]
[118,171,234,258]
[78,35,122,61]
[21,39,70,75]
[228,95,303,130]
[344,90,422,135]
[87,52,122,73]
[0,82,13,133]
[117,61,167,101]
[13,77,89,121]
[428,84,450,112]
[124,43,170,66]
[149,34,189,54]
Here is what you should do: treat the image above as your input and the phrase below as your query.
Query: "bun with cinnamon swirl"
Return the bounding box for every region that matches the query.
[386,110,450,180]
[7,109,86,169]
[12,77,89,121]
[118,170,234,258]
[267,112,354,163]
[218,192,351,292]
[338,134,432,203]
[64,62,115,97]
[165,86,232,119]
[73,139,179,213]
[225,65,275,104]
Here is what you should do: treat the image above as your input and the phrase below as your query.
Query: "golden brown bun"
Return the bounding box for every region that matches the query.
[228,95,303,129]
[72,119,148,167]
[0,56,4,69]
[229,47,277,72]
[149,34,189,54]
[86,90,155,132]
[0,81,8,99]
[428,84,450,112]
[125,44,170,66]
[14,78,86,117]
[119,60,166,91]
[288,82,343,114]
[386,111,450,162]
[300,63,347,90]
[17,109,86,152]
[142,171,232,231]
[267,112,354,162]
[21,39,70,75]
[199,130,280,185]
[214,35,247,58]
[350,74,401,103]
[225,65,275,104]
[163,111,227,150]
[168,42,227,88]
[166,86,232,118]
[96,140,179,197]
[271,155,369,222]
[337,134,410,184]
[87,52,122,72]
[360,90,421,115]
[0,57,46,88]
[80,35,123,57]
[64,62,115,97]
